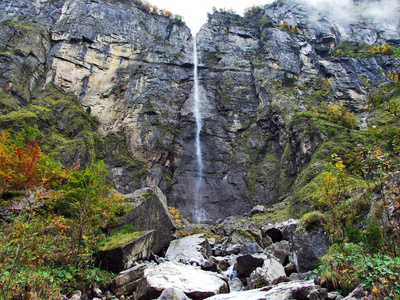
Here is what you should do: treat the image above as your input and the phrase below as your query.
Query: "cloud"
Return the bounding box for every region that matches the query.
[302,0,400,22]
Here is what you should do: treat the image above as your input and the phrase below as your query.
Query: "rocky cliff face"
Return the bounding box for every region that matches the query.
[0,0,193,193]
[170,1,400,220]
[0,0,399,221]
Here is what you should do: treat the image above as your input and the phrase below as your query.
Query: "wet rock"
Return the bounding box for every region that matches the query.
[215,243,241,256]
[248,257,286,289]
[308,288,328,300]
[165,234,212,264]
[0,0,399,224]
[263,226,284,243]
[290,226,329,272]
[289,271,314,281]
[209,256,230,271]
[136,261,229,300]
[229,232,264,255]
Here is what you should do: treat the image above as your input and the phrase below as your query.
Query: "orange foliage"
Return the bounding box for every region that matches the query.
[0,130,61,202]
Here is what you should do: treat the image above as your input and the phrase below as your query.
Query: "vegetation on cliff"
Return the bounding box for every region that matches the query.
[299,51,400,298]
[0,127,131,299]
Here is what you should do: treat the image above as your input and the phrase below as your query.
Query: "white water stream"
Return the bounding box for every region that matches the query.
[192,36,206,223]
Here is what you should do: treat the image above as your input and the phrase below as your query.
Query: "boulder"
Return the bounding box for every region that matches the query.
[156,288,190,300]
[230,232,264,255]
[205,280,324,299]
[201,260,219,272]
[165,234,212,264]
[111,263,148,297]
[113,187,176,254]
[262,219,298,242]
[248,205,264,216]
[343,285,366,300]
[328,291,344,300]
[213,243,241,256]
[263,226,283,243]
[265,240,290,265]
[284,263,297,277]
[221,217,271,248]
[290,226,329,272]
[97,230,155,273]
[70,291,81,300]
[92,287,102,298]
[248,257,286,289]
[136,261,229,300]
[235,254,267,277]
[209,256,230,271]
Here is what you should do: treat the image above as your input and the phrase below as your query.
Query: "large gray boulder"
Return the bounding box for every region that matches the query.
[165,234,212,264]
[265,240,291,265]
[136,261,229,300]
[205,280,325,299]
[111,263,149,297]
[235,254,266,277]
[156,288,191,300]
[221,217,272,248]
[113,187,176,254]
[97,230,155,273]
[290,226,330,272]
[262,220,298,242]
[248,257,287,289]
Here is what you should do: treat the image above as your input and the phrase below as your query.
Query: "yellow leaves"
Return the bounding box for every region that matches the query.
[341,268,349,274]
[369,43,395,55]
[325,102,359,129]
[168,206,183,225]
[52,220,69,231]
[332,154,346,172]
[372,285,379,295]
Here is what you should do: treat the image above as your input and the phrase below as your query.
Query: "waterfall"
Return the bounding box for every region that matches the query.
[193,36,205,223]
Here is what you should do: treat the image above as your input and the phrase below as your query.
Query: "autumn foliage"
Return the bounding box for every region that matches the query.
[0,130,63,204]
[0,128,130,299]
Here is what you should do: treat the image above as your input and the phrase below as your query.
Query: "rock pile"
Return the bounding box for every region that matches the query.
[62,195,368,300]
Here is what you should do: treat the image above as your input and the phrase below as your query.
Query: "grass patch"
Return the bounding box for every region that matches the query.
[99,226,142,251]
[250,202,292,224]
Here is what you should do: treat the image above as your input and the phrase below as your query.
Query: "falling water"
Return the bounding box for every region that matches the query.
[193,36,205,222]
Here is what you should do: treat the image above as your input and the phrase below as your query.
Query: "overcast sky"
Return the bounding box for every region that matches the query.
[148,0,273,33]
[147,0,399,34]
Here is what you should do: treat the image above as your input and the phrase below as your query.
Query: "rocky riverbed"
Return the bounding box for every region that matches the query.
[61,187,366,300]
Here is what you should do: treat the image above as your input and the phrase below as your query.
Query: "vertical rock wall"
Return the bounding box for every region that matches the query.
[0,0,399,221]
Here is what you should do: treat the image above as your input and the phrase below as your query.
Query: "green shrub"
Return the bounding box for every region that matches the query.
[298,210,327,230]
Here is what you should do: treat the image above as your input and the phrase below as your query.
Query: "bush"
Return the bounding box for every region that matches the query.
[0,129,130,298]
[298,210,327,230]
[319,243,400,299]
[173,14,183,24]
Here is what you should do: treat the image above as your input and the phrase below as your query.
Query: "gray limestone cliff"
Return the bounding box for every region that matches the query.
[0,0,399,221]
